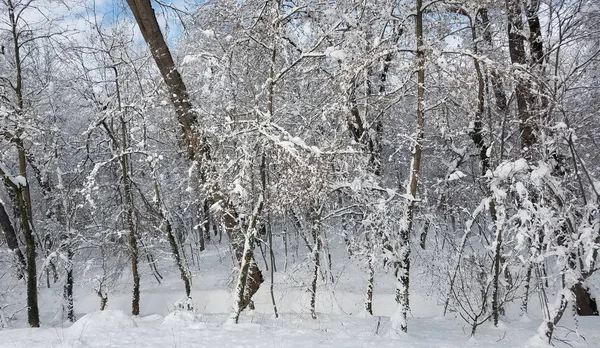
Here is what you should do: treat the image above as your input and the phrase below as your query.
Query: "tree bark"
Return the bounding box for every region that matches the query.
[309,205,322,320]
[63,247,75,322]
[0,200,26,274]
[478,9,508,114]
[506,0,537,155]
[230,195,264,323]
[573,282,598,316]
[391,0,425,333]
[365,249,374,315]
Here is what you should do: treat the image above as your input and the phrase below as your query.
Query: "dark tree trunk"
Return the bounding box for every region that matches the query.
[365,251,374,315]
[166,218,192,299]
[506,0,537,154]
[573,283,598,316]
[521,264,533,315]
[0,200,26,274]
[525,0,545,67]
[478,9,508,114]
[6,0,39,327]
[524,0,550,124]
[124,180,140,317]
[63,247,75,322]
[230,196,264,323]
[309,206,322,320]
[124,0,264,310]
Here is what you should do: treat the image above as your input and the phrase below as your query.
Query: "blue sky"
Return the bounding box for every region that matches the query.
[93,0,196,45]
[10,0,199,48]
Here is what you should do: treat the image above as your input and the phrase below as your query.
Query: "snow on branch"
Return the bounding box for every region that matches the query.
[0,161,27,188]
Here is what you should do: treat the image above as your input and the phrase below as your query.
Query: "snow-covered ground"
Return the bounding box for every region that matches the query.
[1,309,597,348]
[0,246,598,347]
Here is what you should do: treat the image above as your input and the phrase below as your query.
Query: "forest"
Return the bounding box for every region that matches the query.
[0,0,599,347]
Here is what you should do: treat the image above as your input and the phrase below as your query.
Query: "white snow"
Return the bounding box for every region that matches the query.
[11,175,27,187]
[530,162,549,185]
[66,310,137,336]
[182,55,199,65]
[447,170,466,181]
[494,158,529,179]
[0,162,27,188]
[161,310,206,329]
[324,46,346,61]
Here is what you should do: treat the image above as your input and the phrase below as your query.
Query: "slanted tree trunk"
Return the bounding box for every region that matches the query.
[521,264,533,315]
[346,21,401,317]
[462,18,503,324]
[123,0,264,311]
[0,200,26,275]
[153,178,192,302]
[230,195,264,323]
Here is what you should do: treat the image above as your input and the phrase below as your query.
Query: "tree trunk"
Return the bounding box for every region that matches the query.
[109,66,141,317]
[123,0,264,310]
[524,0,551,132]
[6,0,39,327]
[119,120,140,316]
[153,179,192,301]
[506,0,537,155]
[521,264,533,315]
[573,283,598,316]
[230,195,264,323]
[478,9,508,115]
[167,219,192,300]
[391,0,425,333]
[0,200,26,274]
[491,216,503,326]
[365,250,374,315]
[17,185,39,327]
[261,155,278,318]
[63,247,75,322]
[268,219,278,319]
[309,205,322,320]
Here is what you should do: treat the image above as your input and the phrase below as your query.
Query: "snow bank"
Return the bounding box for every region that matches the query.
[525,335,552,348]
[67,310,137,336]
[161,310,206,329]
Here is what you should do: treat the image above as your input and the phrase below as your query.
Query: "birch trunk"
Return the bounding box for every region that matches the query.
[391,0,425,333]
